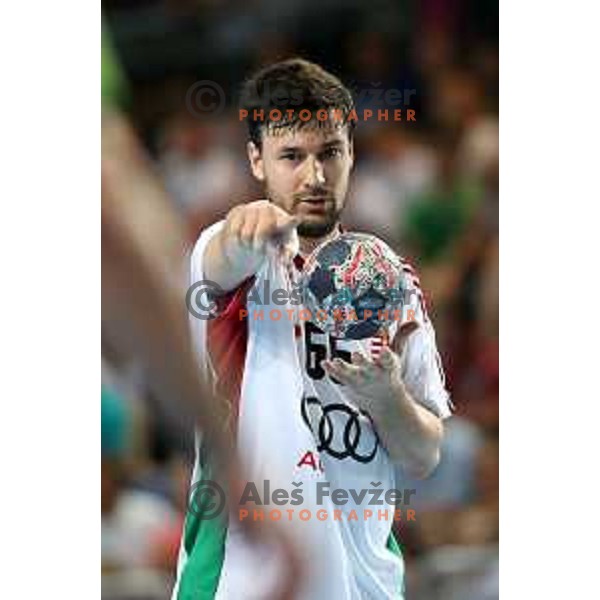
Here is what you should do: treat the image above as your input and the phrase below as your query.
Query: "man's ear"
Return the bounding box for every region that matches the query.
[348,139,355,171]
[247,141,265,182]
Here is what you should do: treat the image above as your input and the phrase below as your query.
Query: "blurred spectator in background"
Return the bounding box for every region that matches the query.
[402,130,482,264]
[158,113,247,233]
[402,432,499,600]
[398,416,485,512]
[345,127,438,245]
[102,384,181,599]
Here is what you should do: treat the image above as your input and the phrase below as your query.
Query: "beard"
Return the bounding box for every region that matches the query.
[266,189,344,238]
[293,191,344,238]
[296,209,342,237]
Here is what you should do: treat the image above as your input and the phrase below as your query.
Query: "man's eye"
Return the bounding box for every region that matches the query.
[323,147,342,159]
[281,153,299,161]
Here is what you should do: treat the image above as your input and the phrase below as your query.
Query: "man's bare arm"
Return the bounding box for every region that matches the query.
[102,111,233,459]
[363,369,443,478]
[203,200,299,291]
[323,324,444,479]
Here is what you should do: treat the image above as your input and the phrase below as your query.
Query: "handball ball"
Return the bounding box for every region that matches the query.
[300,233,407,340]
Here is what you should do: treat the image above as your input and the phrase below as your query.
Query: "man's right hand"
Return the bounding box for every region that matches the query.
[205,200,300,292]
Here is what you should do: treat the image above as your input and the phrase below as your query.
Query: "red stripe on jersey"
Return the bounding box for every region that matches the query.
[401,258,431,320]
[206,277,254,431]
[293,255,305,271]
[370,330,389,359]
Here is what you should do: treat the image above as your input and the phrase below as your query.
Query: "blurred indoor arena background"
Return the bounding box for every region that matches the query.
[101,1,498,599]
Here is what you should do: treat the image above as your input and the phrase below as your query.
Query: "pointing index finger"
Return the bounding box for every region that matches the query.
[270,215,300,240]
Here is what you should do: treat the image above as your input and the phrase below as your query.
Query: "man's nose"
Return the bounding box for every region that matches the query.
[302,157,326,188]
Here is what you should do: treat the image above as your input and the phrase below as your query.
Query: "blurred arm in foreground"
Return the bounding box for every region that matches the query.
[101,110,301,600]
[102,110,231,460]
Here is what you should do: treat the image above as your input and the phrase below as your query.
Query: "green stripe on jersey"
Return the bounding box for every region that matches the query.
[176,458,227,600]
[387,531,405,598]
[175,456,404,598]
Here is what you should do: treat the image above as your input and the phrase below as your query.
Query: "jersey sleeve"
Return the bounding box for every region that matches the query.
[188,220,255,318]
[188,221,256,376]
[189,220,225,317]
[395,261,452,419]
[187,222,221,379]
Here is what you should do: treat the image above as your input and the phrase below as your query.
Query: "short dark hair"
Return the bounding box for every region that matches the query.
[239,58,355,149]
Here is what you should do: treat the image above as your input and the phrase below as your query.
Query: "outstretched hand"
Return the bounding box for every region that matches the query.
[322,322,419,409]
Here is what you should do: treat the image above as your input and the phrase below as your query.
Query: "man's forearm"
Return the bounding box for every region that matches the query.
[367,382,443,479]
[203,201,299,292]
[204,229,263,292]
[102,112,234,465]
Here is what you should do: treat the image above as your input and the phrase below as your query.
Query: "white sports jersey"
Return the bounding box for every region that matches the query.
[173,222,450,600]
